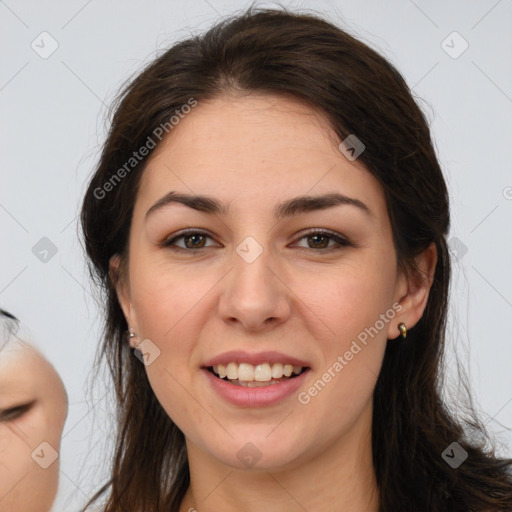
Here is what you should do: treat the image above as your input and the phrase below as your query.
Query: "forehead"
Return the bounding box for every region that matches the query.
[137,94,386,219]
[149,94,339,182]
[0,345,54,396]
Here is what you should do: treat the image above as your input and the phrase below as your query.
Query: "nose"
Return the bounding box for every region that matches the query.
[217,244,292,333]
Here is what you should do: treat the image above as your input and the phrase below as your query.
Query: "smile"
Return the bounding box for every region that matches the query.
[208,362,307,387]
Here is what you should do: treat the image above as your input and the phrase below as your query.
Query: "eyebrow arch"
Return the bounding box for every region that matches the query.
[145,191,372,220]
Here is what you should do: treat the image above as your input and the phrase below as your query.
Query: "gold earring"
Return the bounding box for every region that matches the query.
[398,322,407,339]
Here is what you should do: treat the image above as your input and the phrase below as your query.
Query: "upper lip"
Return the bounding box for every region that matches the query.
[203,350,311,368]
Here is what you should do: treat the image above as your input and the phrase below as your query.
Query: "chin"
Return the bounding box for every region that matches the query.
[207,433,307,472]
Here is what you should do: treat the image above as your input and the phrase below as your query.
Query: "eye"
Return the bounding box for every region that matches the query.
[161,230,219,251]
[293,229,353,251]
[161,228,353,252]
[0,402,34,423]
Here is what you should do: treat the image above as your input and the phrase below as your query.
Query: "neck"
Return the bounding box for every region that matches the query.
[179,402,379,512]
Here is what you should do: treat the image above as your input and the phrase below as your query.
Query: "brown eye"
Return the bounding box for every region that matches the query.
[162,230,218,251]
[294,230,353,251]
[306,233,330,249]
[182,233,207,249]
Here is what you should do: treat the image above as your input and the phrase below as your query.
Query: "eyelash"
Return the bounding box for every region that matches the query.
[161,228,353,253]
[0,403,33,422]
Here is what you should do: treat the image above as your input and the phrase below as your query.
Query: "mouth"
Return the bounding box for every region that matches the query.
[206,362,309,388]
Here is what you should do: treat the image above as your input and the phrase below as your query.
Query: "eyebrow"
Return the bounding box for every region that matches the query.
[145,191,372,220]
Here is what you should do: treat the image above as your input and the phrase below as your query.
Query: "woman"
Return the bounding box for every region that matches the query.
[0,309,68,512]
[80,7,512,511]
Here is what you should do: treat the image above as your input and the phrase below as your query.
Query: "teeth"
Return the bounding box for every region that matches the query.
[211,362,304,382]
[238,363,254,381]
[238,380,281,387]
[271,363,283,378]
[226,362,238,380]
[254,363,271,381]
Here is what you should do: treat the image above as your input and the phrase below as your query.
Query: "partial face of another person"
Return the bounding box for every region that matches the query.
[115,94,434,471]
[0,342,68,512]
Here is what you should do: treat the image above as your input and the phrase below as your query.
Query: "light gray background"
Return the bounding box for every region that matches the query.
[1,0,511,510]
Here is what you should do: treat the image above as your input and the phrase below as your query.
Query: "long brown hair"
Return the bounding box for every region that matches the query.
[80,6,512,511]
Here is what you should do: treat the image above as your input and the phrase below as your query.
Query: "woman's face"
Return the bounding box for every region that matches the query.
[116,94,425,471]
[0,343,67,511]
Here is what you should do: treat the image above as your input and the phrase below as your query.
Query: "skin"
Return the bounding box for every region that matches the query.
[0,341,68,512]
[114,93,437,512]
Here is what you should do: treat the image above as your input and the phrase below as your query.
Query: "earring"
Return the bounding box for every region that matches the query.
[398,322,407,339]
[127,327,137,340]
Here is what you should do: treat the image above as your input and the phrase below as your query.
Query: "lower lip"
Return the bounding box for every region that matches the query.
[202,368,310,407]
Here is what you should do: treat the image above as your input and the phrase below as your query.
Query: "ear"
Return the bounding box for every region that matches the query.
[387,242,437,340]
[109,254,139,348]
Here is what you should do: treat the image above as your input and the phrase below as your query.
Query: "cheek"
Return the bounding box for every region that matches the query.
[130,263,210,430]
[0,425,58,512]
[0,425,32,477]
[131,267,206,385]
[295,251,397,342]
[131,256,214,341]
[292,256,395,418]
